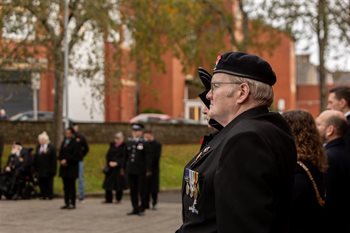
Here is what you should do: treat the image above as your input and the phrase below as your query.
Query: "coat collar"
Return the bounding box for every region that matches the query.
[189,106,269,169]
[325,137,345,149]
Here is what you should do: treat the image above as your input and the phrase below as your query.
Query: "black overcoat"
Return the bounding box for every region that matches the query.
[290,160,326,233]
[325,138,350,233]
[58,137,82,178]
[103,142,126,191]
[176,106,297,233]
[148,140,162,193]
[76,132,89,161]
[33,143,57,178]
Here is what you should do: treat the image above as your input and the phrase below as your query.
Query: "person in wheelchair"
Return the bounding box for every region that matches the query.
[1,142,33,200]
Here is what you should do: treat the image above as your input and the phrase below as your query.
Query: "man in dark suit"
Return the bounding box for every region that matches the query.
[125,123,152,216]
[143,130,162,210]
[58,127,82,209]
[327,87,350,123]
[176,52,297,233]
[316,110,350,232]
[328,86,350,153]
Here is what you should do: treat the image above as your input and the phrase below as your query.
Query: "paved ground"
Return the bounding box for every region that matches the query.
[0,192,182,233]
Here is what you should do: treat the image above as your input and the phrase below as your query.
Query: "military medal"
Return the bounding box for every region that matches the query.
[185,168,190,195]
[193,171,198,199]
[189,170,194,198]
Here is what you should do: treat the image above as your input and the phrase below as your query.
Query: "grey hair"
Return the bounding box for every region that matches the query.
[38,131,50,143]
[227,74,274,107]
[114,131,124,140]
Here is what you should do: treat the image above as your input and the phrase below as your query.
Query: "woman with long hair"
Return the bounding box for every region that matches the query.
[282,110,327,233]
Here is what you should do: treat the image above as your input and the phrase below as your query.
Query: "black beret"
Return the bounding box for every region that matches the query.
[213,52,276,86]
[131,123,144,131]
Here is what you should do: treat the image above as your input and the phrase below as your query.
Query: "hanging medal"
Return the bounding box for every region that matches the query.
[185,168,190,195]
[190,170,194,198]
[193,171,198,199]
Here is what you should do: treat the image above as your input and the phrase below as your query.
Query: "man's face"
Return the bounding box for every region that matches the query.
[206,73,240,126]
[143,133,154,141]
[65,130,73,139]
[132,130,143,138]
[315,115,328,142]
[327,93,343,112]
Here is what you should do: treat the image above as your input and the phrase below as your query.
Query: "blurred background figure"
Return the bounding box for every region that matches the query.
[327,87,350,123]
[72,123,89,202]
[0,109,7,120]
[316,110,350,233]
[283,110,328,233]
[143,130,162,210]
[3,142,33,200]
[0,133,4,171]
[102,132,126,204]
[58,127,81,209]
[33,131,57,200]
[125,123,151,216]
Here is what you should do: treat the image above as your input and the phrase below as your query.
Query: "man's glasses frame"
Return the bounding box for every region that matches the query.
[210,81,243,93]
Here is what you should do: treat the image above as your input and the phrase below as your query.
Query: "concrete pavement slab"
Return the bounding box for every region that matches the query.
[0,197,182,233]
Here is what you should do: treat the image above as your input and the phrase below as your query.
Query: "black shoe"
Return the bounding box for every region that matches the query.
[60,205,69,209]
[138,211,145,216]
[102,201,113,204]
[127,211,139,216]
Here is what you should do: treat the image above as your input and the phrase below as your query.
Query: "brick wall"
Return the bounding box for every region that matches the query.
[0,121,212,145]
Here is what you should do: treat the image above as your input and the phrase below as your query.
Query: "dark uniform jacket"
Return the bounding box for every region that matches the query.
[125,137,152,175]
[148,140,162,193]
[290,160,326,233]
[33,143,57,178]
[58,137,82,178]
[103,142,126,191]
[177,106,297,233]
[325,138,350,233]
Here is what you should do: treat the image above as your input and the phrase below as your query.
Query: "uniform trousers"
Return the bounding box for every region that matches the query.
[128,173,147,212]
[62,177,76,207]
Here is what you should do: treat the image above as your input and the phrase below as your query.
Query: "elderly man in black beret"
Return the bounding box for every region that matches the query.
[176,52,297,233]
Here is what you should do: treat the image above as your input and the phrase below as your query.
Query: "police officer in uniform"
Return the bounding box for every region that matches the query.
[176,52,297,233]
[125,123,152,216]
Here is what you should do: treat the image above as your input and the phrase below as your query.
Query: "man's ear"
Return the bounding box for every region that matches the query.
[325,125,335,138]
[237,83,250,104]
[340,98,347,109]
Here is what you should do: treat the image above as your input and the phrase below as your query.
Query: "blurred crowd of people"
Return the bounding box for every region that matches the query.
[0,121,162,216]
[282,86,350,233]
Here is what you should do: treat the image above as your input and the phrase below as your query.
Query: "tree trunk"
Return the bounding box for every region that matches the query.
[53,57,64,151]
[317,0,329,112]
